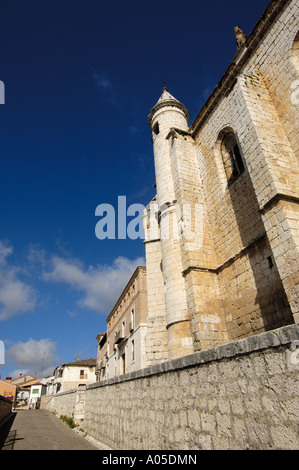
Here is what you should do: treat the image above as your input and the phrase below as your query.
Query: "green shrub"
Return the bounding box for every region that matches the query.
[60,414,76,429]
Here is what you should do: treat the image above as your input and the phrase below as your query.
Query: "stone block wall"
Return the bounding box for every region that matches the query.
[42,324,299,450]
[42,388,76,420]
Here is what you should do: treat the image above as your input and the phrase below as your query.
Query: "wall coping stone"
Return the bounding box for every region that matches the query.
[87,323,299,390]
[50,386,86,397]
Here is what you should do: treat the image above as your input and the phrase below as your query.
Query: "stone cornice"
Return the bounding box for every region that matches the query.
[189,0,292,137]
[182,233,266,277]
[148,99,190,128]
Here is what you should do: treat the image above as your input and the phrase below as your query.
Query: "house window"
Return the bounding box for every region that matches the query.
[130,308,135,332]
[131,340,135,362]
[80,369,84,379]
[221,132,244,184]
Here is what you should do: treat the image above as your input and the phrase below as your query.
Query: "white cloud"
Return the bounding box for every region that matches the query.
[0,242,38,322]
[43,255,145,314]
[26,245,47,270]
[7,338,58,377]
[0,239,145,321]
[0,242,13,263]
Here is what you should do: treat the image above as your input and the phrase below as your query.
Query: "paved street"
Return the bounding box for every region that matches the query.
[0,409,104,450]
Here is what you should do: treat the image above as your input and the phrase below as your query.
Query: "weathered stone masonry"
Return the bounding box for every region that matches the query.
[42,323,299,450]
[143,0,299,362]
[41,0,299,450]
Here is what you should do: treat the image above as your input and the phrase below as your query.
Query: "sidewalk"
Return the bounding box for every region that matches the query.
[0,409,105,450]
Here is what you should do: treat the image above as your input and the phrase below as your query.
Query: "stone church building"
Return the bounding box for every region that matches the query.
[143,0,299,364]
[43,0,299,450]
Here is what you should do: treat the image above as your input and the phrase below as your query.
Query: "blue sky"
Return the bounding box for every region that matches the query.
[0,0,270,379]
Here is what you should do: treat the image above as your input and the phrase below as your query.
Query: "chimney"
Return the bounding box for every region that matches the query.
[19,372,22,378]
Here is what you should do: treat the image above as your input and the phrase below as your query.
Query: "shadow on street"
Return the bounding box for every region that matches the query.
[0,409,101,450]
[0,413,24,450]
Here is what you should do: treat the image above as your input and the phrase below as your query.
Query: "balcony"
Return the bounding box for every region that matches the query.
[114,331,125,344]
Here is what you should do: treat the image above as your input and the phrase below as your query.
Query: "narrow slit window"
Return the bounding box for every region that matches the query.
[153,122,159,135]
[221,132,244,184]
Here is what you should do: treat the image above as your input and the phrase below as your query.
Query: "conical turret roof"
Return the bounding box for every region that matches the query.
[154,87,179,106]
[148,88,189,127]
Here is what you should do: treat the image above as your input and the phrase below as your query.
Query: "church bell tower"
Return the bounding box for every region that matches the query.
[147,88,194,359]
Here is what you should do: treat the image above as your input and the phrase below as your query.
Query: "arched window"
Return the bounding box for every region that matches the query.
[220,131,244,184]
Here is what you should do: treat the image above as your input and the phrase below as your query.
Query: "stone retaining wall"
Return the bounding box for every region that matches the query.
[41,324,299,450]
[42,387,77,420]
